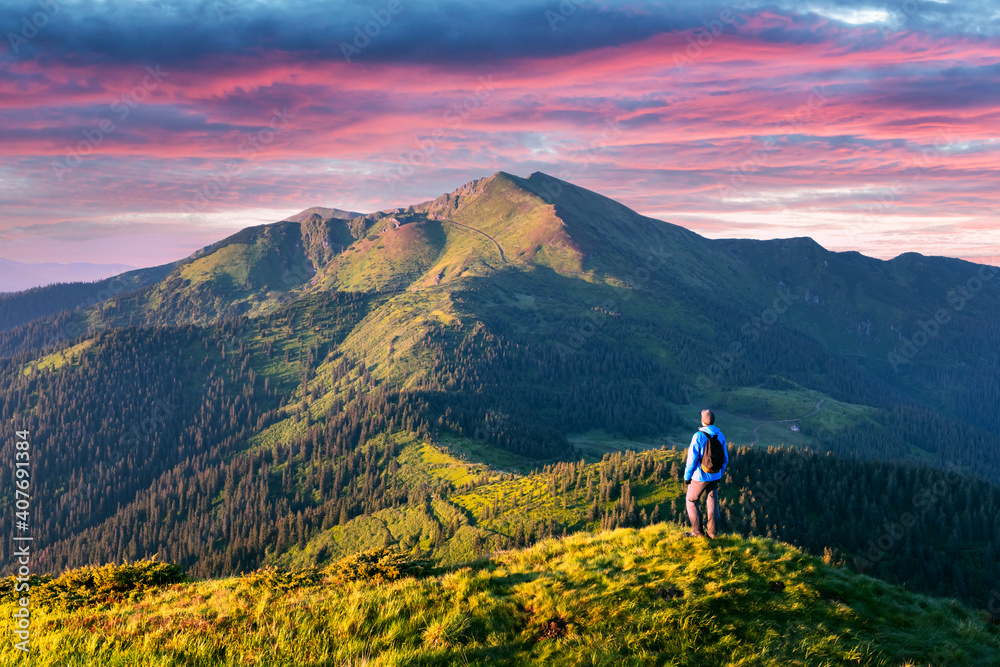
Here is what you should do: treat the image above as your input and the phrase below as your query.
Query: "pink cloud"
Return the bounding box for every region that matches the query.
[3,18,1000,266]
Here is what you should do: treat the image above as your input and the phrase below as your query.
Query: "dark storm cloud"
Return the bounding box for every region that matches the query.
[3,0,726,65]
[7,1,997,69]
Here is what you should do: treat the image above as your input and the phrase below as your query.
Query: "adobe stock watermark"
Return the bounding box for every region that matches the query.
[489,115,626,338]
[887,264,998,371]
[683,283,800,400]
[491,115,628,343]
[988,588,1000,619]
[124,398,178,450]
[340,0,405,62]
[874,0,924,38]
[211,0,246,21]
[750,450,807,502]
[180,106,297,221]
[42,274,133,349]
[533,117,625,204]
[6,0,61,56]
[382,75,496,192]
[51,65,169,182]
[545,0,587,31]
[852,464,967,571]
[10,428,33,654]
[553,244,673,356]
[672,8,737,72]
[715,86,830,198]
[848,129,959,243]
[280,256,317,288]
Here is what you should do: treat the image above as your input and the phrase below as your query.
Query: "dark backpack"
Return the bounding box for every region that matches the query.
[699,429,726,474]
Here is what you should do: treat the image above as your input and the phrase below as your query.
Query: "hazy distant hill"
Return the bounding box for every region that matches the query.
[0,258,136,293]
[0,262,174,333]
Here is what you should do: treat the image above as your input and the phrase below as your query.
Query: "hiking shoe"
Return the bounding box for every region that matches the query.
[682,532,705,539]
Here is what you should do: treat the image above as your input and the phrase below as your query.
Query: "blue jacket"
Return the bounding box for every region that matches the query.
[684,425,728,483]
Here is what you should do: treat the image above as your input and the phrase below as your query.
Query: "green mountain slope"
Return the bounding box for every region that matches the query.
[110,221,319,325]
[2,171,998,484]
[4,525,998,666]
[2,170,999,623]
[0,262,175,334]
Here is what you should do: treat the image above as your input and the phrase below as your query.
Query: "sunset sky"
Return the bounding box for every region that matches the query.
[2,0,1000,276]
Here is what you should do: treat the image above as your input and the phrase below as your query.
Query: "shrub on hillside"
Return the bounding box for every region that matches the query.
[237,566,322,592]
[32,557,186,610]
[324,548,432,586]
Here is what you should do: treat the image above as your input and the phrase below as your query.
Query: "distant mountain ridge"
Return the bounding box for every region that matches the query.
[3,171,999,443]
[6,171,996,335]
[0,258,137,293]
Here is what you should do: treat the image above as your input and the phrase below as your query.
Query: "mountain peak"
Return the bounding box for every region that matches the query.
[283,206,365,223]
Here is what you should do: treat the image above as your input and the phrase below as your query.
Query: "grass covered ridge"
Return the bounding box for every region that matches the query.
[3,524,998,666]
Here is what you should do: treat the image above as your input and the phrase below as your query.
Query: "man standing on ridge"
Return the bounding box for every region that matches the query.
[683,409,728,539]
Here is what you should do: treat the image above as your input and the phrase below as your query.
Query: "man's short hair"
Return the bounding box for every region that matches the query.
[701,409,715,425]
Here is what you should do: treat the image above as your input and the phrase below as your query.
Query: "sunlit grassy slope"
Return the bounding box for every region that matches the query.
[4,524,998,666]
[20,340,94,376]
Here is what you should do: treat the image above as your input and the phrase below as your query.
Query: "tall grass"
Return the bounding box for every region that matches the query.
[2,525,998,666]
